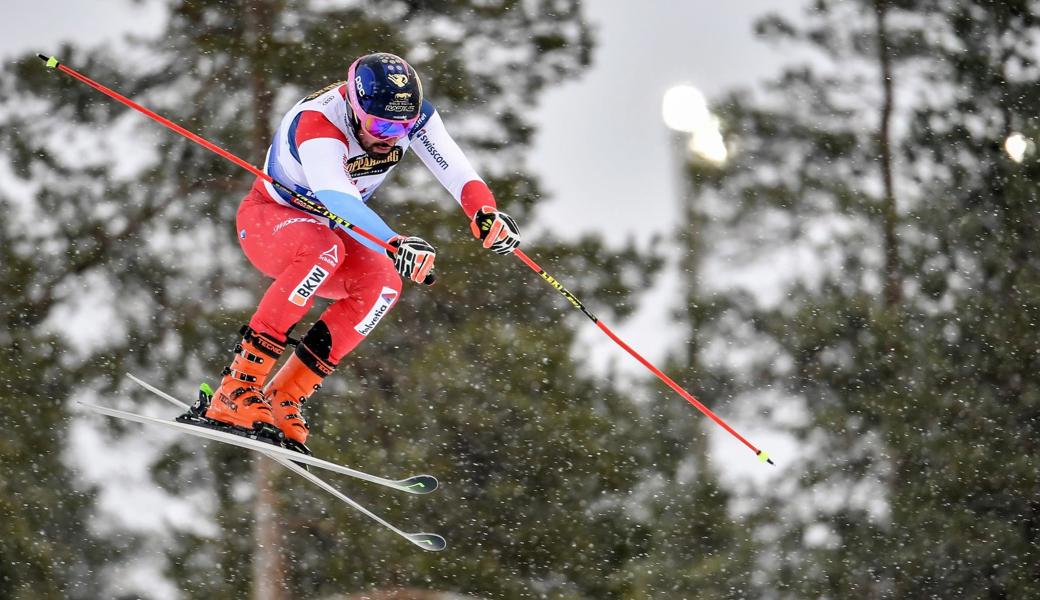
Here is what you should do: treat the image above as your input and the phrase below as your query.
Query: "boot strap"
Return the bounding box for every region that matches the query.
[223,366,258,384]
[231,343,268,364]
[279,395,307,411]
[240,326,288,359]
[227,384,268,406]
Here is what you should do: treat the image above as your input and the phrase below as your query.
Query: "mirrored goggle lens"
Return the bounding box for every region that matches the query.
[363,116,414,139]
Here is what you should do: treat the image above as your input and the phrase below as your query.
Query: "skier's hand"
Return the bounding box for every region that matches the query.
[470,206,521,255]
[387,235,437,285]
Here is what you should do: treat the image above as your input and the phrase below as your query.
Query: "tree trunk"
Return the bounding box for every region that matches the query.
[253,457,284,600]
[244,1,282,599]
[875,0,901,310]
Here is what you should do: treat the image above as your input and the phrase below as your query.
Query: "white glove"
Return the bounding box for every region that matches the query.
[386,235,437,285]
[470,206,521,255]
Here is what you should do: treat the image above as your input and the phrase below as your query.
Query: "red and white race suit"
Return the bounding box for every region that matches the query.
[238,81,497,362]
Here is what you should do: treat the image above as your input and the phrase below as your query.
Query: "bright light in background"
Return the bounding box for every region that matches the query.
[662,84,728,165]
[1004,132,1031,163]
[662,84,711,132]
[688,115,729,164]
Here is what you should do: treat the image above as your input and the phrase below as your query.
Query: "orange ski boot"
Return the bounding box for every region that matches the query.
[265,343,334,454]
[204,326,287,439]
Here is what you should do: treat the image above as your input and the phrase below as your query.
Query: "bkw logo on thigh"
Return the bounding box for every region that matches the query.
[289,265,329,307]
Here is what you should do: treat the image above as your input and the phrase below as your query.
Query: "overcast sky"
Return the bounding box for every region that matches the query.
[527,1,804,386]
[532,0,803,244]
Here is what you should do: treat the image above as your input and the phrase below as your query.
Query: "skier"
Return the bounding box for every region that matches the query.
[201,52,521,452]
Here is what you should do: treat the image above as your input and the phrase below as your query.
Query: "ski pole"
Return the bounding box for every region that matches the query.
[511,249,774,465]
[36,54,394,254]
[39,54,768,463]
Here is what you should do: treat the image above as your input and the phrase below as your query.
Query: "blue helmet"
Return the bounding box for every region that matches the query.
[347,53,423,139]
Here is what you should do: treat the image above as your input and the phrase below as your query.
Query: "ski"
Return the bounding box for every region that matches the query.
[81,375,446,551]
[259,451,446,552]
[95,377,437,495]
[82,401,437,495]
[127,375,444,551]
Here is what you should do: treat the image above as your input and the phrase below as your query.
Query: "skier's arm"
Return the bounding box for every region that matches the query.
[295,112,436,283]
[410,107,521,254]
[294,111,398,253]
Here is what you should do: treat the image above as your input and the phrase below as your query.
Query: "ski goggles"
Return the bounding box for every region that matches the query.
[358,113,418,140]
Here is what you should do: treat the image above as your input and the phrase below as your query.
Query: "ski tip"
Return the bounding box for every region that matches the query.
[407,532,446,552]
[37,54,59,68]
[400,475,439,494]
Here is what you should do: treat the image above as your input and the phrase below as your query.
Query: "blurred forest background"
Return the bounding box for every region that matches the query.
[1,0,1037,599]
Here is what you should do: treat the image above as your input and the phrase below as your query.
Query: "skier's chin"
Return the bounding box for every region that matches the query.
[364,140,397,157]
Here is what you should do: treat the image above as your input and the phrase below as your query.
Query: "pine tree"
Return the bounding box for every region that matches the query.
[688,0,1040,596]
[0,48,165,598]
[882,1,1040,595]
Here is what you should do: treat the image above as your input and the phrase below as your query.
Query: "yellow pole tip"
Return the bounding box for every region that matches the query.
[757,451,771,463]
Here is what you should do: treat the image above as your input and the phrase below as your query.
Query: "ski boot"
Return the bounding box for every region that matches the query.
[265,341,335,455]
[179,325,286,445]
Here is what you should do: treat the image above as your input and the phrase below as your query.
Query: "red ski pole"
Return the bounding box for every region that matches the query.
[37,54,394,254]
[511,249,774,465]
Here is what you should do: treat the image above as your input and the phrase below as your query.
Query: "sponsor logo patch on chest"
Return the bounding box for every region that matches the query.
[343,147,403,178]
[288,265,329,307]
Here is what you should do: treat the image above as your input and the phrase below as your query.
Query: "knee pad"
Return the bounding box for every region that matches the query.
[297,320,335,376]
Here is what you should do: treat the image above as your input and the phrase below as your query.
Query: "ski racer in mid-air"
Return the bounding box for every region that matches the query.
[198,52,521,453]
